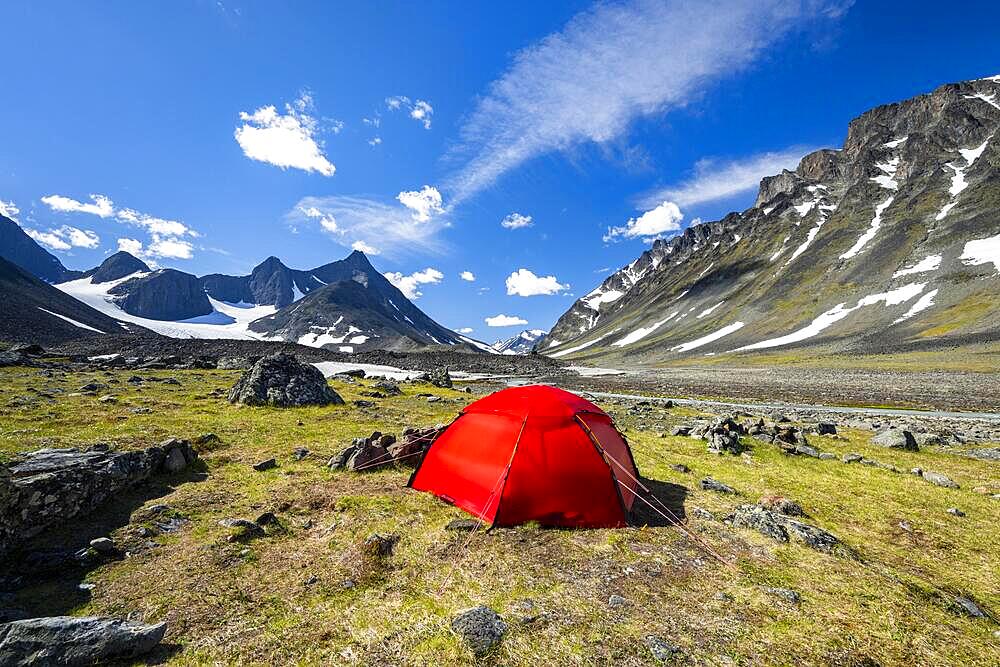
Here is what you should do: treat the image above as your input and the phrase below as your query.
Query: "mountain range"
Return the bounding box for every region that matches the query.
[492,329,548,355]
[545,74,1000,364]
[0,215,484,352]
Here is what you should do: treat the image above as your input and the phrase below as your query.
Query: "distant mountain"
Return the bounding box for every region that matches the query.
[200,256,323,308]
[45,249,476,352]
[0,214,82,283]
[0,256,138,345]
[493,329,547,355]
[546,74,1000,363]
[247,251,471,352]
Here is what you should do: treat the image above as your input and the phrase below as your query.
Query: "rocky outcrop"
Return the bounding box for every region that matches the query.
[451,606,507,657]
[726,504,846,555]
[0,440,197,559]
[0,616,166,666]
[109,269,213,321]
[329,426,443,472]
[227,354,344,407]
[872,429,918,450]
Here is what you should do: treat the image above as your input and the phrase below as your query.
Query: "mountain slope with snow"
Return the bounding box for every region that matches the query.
[546,74,1000,364]
[492,329,547,354]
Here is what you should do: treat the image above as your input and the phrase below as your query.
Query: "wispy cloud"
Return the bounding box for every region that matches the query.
[289,193,449,257]
[637,145,816,209]
[446,0,844,203]
[384,267,444,299]
[0,199,21,222]
[386,96,434,129]
[235,92,336,176]
[40,194,114,218]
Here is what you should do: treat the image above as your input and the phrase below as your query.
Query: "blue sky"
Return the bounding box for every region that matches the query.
[2,1,1000,341]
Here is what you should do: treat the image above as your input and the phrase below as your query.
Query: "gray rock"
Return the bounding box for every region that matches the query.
[953,596,985,618]
[426,395,442,403]
[946,507,965,517]
[815,422,837,435]
[700,477,737,494]
[763,587,801,604]
[913,432,947,446]
[794,444,821,458]
[871,429,918,451]
[292,447,310,461]
[346,445,389,471]
[608,594,628,608]
[842,453,863,463]
[728,504,844,554]
[962,447,1000,462]
[445,518,484,532]
[227,354,344,407]
[922,470,959,488]
[362,533,400,558]
[162,446,188,474]
[818,452,837,460]
[670,426,691,436]
[0,616,166,666]
[219,518,265,542]
[428,368,453,389]
[253,458,277,472]
[670,464,690,473]
[89,537,114,553]
[644,635,683,662]
[691,507,714,521]
[451,606,507,657]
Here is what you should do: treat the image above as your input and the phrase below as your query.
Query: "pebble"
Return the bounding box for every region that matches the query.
[946,508,965,517]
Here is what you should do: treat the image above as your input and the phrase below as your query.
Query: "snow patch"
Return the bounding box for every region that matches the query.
[737,283,926,351]
[964,92,1000,111]
[549,329,620,357]
[960,233,1000,272]
[894,289,938,324]
[892,254,941,278]
[37,308,106,333]
[612,314,678,347]
[673,322,745,353]
[840,197,893,259]
[696,302,725,319]
[935,137,993,220]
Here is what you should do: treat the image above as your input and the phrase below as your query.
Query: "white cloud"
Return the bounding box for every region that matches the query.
[410,100,434,129]
[604,200,684,243]
[500,212,533,229]
[638,146,815,209]
[117,238,144,255]
[505,268,569,296]
[115,208,195,237]
[397,185,444,222]
[351,240,380,255]
[146,236,194,259]
[386,96,434,129]
[0,199,20,222]
[485,314,528,327]
[41,193,114,218]
[235,93,335,176]
[290,194,448,257]
[300,205,338,233]
[368,136,382,147]
[447,0,844,203]
[24,225,100,251]
[384,267,444,299]
[459,270,476,281]
[456,327,474,334]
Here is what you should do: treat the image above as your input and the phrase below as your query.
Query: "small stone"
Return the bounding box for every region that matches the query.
[794,444,821,458]
[946,507,965,517]
[445,518,484,532]
[253,458,278,472]
[89,537,114,554]
[98,395,117,404]
[451,606,507,657]
[953,596,985,618]
[842,453,863,463]
[700,477,737,494]
[427,396,442,403]
[815,422,837,435]
[363,533,400,558]
[691,507,714,521]
[608,594,628,608]
[818,452,837,460]
[763,587,801,604]
[670,464,690,473]
[644,635,683,662]
[292,447,310,461]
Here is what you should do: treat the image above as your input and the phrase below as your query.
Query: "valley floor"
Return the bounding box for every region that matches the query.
[0,360,998,665]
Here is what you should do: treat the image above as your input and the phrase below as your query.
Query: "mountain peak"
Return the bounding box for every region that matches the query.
[90,251,151,284]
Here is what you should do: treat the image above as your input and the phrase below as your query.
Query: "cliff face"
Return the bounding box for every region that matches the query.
[546,75,1000,362]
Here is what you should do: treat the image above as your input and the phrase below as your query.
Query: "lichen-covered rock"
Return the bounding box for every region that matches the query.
[727,504,846,555]
[0,440,196,558]
[428,367,453,389]
[0,616,166,666]
[451,605,507,657]
[227,354,344,407]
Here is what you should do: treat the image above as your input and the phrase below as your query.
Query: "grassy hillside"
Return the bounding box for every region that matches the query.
[1,367,997,665]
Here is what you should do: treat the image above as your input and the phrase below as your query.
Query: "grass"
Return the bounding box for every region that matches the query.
[1,366,998,665]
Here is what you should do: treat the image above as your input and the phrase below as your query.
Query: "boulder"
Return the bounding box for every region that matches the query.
[0,616,166,666]
[428,368,453,389]
[227,354,344,407]
[253,458,278,472]
[645,635,683,663]
[346,445,389,471]
[727,504,844,554]
[451,606,507,657]
[815,422,837,435]
[871,429,918,451]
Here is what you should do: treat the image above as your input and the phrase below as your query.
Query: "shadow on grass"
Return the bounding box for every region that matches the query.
[2,463,207,618]
[629,476,687,527]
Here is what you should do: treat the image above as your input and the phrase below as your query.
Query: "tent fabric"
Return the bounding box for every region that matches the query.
[408,385,639,528]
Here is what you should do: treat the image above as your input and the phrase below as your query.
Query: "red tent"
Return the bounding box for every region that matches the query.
[408,385,640,528]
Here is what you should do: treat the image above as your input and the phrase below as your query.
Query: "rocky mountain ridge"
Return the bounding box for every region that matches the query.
[546,74,1000,363]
